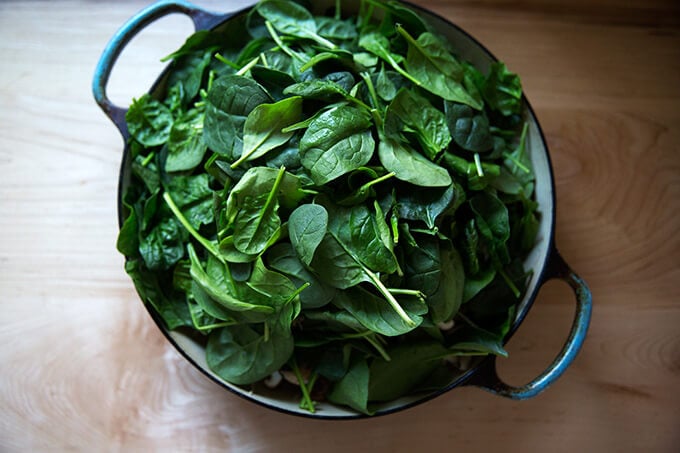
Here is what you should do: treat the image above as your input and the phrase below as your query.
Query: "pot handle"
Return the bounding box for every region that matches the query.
[92,0,231,137]
[465,249,592,399]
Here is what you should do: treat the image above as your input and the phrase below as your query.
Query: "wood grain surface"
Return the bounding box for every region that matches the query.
[1,0,678,451]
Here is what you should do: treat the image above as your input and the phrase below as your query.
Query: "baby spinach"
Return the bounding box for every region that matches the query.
[300,105,375,185]
[203,75,271,159]
[226,166,287,256]
[232,96,303,168]
[165,108,208,172]
[385,88,451,159]
[378,138,451,187]
[288,203,328,266]
[396,26,482,109]
[126,94,173,147]
[118,0,538,416]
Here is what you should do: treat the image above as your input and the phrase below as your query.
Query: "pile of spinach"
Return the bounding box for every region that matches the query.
[117,0,539,415]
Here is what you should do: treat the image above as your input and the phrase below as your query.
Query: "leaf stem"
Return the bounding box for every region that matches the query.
[388,288,427,304]
[290,357,316,413]
[364,334,391,361]
[236,56,260,77]
[474,153,485,177]
[363,265,417,327]
[265,21,307,64]
[163,192,224,263]
[189,304,236,331]
[214,52,240,70]
[360,72,380,109]
[285,282,311,305]
[141,151,155,167]
[499,268,521,298]
[386,53,421,87]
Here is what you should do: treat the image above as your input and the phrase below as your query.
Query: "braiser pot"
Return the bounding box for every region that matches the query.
[93,0,592,418]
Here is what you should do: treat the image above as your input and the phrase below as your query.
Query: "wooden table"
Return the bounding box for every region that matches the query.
[1,1,678,451]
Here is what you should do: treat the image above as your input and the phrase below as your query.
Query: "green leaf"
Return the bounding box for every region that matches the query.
[226,166,287,256]
[470,191,510,247]
[233,96,303,168]
[283,79,348,101]
[397,27,482,109]
[328,357,372,415]
[310,233,366,289]
[116,204,139,257]
[139,218,186,271]
[316,17,358,40]
[368,341,449,402]
[126,94,173,147]
[385,88,451,159]
[207,323,294,385]
[204,75,271,159]
[166,108,208,172]
[250,65,296,101]
[300,105,375,185]
[445,101,493,153]
[167,49,212,105]
[449,324,509,357]
[256,0,336,49]
[288,204,328,266]
[482,62,523,116]
[378,139,451,188]
[125,259,191,330]
[325,202,398,275]
[333,286,425,336]
[188,244,275,316]
[267,243,336,309]
[396,184,461,229]
[402,234,464,323]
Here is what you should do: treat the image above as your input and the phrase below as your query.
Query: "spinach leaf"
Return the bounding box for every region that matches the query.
[204,75,271,159]
[125,259,192,330]
[469,191,511,265]
[256,0,337,49]
[449,323,509,358]
[126,94,173,147]
[368,341,449,402]
[333,286,425,336]
[288,203,328,266]
[403,234,464,323]
[300,105,375,185]
[188,244,275,316]
[267,243,336,309]
[445,101,493,153]
[117,203,139,257]
[165,108,208,172]
[139,218,186,271]
[232,96,303,168]
[396,26,482,109]
[328,357,372,415]
[283,79,348,101]
[250,65,297,101]
[325,202,398,275]
[165,174,214,229]
[225,166,287,256]
[316,17,358,40]
[166,49,212,105]
[482,62,523,116]
[385,88,451,159]
[378,138,451,188]
[207,323,294,385]
[396,184,461,229]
